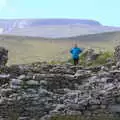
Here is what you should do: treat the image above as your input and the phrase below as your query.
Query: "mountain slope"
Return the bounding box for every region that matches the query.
[64,31,120,42]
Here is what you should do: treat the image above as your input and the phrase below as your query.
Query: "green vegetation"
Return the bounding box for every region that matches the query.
[91,51,113,65]
[50,116,86,120]
[68,51,114,66]
[50,115,119,120]
[0,33,117,65]
[0,38,72,65]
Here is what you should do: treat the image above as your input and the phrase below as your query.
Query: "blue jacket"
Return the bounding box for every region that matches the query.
[70,47,82,59]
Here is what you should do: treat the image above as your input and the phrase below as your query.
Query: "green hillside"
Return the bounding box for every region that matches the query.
[0,31,119,65]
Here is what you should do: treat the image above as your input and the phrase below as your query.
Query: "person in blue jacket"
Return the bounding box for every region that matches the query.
[70,44,83,65]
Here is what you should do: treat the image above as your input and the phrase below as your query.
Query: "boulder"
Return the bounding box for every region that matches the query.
[85,49,100,62]
[26,80,39,86]
[0,47,8,66]
[10,79,23,89]
[114,45,120,62]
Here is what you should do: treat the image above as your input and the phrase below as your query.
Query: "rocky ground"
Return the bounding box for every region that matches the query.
[0,46,120,120]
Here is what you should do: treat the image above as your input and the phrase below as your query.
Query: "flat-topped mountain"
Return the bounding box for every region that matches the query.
[0,19,120,38]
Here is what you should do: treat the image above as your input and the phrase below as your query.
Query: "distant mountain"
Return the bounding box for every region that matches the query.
[0,19,120,38]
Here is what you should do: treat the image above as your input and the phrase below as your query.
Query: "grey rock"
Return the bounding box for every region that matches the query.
[109,105,120,112]
[40,80,48,86]
[51,104,65,113]
[0,74,10,78]
[0,47,8,66]
[85,49,100,62]
[10,79,23,89]
[74,70,91,78]
[26,80,39,86]
[1,88,13,97]
[114,45,120,62]
[17,75,26,80]
[18,117,30,120]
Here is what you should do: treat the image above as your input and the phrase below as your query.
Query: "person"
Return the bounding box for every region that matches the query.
[70,44,83,65]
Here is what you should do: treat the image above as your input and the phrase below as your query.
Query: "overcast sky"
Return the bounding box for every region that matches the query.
[0,0,119,26]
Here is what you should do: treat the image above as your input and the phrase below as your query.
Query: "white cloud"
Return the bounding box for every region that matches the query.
[0,0,7,11]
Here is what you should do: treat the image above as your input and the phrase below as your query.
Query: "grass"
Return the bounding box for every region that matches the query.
[91,51,113,65]
[50,115,119,120]
[0,38,71,65]
[68,50,114,66]
[0,34,117,65]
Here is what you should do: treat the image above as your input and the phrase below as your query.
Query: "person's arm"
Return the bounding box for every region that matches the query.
[78,48,82,54]
[70,48,73,54]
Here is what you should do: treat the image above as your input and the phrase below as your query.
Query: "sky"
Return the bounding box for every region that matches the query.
[0,0,120,26]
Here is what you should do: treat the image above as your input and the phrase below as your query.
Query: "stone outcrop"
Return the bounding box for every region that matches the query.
[85,49,100,62]
[0,62,119,120]
[0,47,8,66]
[0,47,120,119]
[114,45,120,62]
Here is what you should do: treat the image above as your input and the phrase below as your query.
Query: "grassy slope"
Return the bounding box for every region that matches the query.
[0,36,73,65]
[61,31,120,42]
[0,31,119,65]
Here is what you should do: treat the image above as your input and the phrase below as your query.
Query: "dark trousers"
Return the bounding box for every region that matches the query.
[73,58,79,65]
